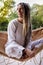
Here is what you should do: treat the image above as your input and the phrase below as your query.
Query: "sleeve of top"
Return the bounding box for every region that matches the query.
[5,20,25,59]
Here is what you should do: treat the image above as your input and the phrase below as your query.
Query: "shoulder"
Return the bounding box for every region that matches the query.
[9,18,18,25]
[8,18,18,28]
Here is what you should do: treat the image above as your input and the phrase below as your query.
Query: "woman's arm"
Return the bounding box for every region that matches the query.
[5,20,25,59]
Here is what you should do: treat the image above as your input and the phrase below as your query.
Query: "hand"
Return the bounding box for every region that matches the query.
[22,49,27,58]
[27,47,39,58]
[25,48,35,58]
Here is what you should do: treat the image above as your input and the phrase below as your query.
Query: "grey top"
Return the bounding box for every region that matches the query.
[5,18,26,59]
[5,19,43,59]
[6,18,25,47]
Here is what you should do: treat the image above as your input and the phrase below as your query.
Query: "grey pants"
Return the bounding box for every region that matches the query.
[27,38,43,50]
[5,38,43,59]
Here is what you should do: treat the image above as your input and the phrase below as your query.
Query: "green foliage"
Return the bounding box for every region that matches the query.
[0,1,43,31]
[0,0,15,17]
[8,12,18,21]
[31,4,43,29]
[0,17,9,31]
[0,0,15,31]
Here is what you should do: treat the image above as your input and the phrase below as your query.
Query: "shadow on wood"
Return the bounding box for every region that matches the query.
[0,27,43,61]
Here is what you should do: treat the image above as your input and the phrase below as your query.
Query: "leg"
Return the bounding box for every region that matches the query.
[31,38,43,50]
[25,38,43,58]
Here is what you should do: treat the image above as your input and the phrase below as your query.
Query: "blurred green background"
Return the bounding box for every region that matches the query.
[0,0,43,31]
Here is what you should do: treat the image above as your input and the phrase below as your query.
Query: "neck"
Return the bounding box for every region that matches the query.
[18,17,23,24]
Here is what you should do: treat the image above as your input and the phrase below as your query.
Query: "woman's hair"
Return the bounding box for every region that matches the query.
[18,2,32,48]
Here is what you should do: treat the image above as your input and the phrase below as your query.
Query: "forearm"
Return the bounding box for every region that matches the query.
[5,41,25,59]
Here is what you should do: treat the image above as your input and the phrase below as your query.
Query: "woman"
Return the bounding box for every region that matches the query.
[5,2,43,59]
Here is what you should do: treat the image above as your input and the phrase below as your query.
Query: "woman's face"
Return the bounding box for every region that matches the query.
[17,5,24,18]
